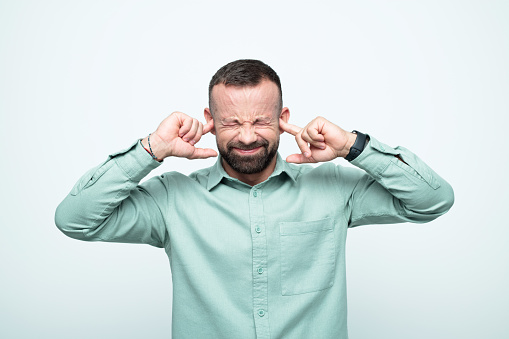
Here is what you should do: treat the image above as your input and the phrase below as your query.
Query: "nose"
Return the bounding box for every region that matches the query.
[238,123,258,145]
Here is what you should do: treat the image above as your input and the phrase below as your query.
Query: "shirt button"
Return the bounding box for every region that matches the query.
[257,267,264,274]
[255,227,261,233]
[253,191,258,197]
[258,309,265,317]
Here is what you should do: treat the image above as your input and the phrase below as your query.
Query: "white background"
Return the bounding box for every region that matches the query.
[1,1,508,338]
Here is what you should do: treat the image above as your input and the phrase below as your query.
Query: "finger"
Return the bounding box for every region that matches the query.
[179,116,193,137]
[301,128,326,150]
[286,153,317,164]
[279,118,302,136]
[294,133,312,158]
[307,125,325,142]
[182,119,200,142]
[189,122,204,146]
[189,148,218,159]
[203,118,214,135]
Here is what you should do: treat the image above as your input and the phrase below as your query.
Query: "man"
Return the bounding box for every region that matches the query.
[55,59,454,338]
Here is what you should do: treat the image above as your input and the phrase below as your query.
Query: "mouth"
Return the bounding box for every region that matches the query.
[232,146,263,155]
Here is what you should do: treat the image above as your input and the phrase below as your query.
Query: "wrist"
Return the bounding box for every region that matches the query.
[141,133,165,161]
[336,132,359,159]
[344,130,368,161]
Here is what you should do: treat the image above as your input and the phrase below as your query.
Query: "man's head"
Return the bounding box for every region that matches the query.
[204,59,289,179]
[208,59,283,115]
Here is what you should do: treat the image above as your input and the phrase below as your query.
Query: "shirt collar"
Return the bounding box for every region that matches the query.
[206,153,297,191]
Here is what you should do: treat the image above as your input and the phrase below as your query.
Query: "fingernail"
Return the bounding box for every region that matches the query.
[183,137,189,142]
[189,140,195,145]
[304,152,310,157]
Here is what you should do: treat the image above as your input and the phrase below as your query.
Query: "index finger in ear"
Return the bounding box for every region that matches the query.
[202,118,215,134]
[279,118,302,136]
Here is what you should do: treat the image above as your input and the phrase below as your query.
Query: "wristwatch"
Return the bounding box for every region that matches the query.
[345,130,368,161]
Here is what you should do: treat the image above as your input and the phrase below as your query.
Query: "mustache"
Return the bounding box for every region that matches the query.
[227,140,269,151]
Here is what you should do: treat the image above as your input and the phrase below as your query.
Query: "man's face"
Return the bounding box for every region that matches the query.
[208,80,284,175]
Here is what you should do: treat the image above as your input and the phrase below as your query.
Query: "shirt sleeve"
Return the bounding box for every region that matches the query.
[343,136,454,227]
[54,140,169,248]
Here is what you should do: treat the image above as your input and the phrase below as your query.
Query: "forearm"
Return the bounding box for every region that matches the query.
[349,136,454,224]
[55,141,161,240]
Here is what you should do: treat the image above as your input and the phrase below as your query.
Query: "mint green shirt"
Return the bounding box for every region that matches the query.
[55,136,454,339]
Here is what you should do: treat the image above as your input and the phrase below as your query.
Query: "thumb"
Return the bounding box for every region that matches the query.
[189,148,218,160]
[286,153,316,164]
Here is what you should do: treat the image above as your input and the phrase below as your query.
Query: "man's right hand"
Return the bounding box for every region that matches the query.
[141,112,217,161]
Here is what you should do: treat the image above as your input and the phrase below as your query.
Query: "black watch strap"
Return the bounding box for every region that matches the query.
[345,130,367,161]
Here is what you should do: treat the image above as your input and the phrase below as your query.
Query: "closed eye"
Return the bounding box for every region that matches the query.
[220,119,241,127]
[219,117,274,128]
[254,118,273,126]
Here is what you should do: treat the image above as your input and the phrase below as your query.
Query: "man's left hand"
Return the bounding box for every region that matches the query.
[279,116,358,163]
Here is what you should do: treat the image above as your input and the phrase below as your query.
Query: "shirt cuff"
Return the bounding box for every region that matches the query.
[110,140,162,182]
[350,136,441,189]
[349,136,396,175]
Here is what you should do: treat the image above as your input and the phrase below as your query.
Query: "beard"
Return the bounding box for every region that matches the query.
[218,137,279,175]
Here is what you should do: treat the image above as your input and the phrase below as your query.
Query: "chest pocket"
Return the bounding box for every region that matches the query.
[279,218,336,296]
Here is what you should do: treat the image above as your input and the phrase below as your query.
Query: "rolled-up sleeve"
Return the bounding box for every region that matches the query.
[345,136,454,227]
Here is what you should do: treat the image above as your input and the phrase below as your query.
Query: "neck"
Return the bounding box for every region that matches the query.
[221,156,278,186]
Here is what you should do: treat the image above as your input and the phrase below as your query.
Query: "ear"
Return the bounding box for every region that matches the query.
[279,107,290,134]
[204,108,215,135]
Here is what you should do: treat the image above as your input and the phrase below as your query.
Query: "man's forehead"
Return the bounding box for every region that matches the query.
[211,80,279,103]
[211,80,280,118]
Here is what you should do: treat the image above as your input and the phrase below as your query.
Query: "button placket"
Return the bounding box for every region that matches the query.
[250,187,269,338]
